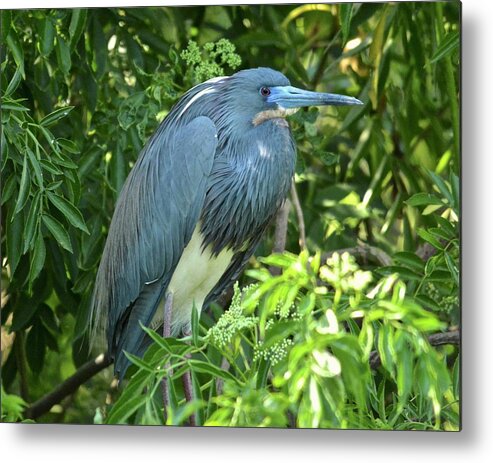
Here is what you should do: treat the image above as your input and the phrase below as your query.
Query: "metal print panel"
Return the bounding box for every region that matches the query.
[1,1,460,430]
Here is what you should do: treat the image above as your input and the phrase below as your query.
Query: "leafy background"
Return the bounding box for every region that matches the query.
[1,2,460,429]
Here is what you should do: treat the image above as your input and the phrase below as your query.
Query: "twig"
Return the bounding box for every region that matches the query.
[369,330,460,369]
[290,182,307,251]
[272,199,290,254]
[322,245,392,267]
[270,199,291,275]
[181,329,196,426]
[182,354,196,427]
[162,292,173,422]
[24,352,112,420]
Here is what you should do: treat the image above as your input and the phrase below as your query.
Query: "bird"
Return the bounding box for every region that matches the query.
[91,67,362,380]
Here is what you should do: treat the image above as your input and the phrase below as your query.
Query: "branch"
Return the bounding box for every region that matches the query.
[270,199,291,275]
[369,330,460,369]
[290,182,306,251]
[322,245,392,267]
[24,352,112,420]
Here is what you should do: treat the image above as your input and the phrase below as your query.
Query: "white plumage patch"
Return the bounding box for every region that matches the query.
[178,87,217,119]
[150,224,234,334]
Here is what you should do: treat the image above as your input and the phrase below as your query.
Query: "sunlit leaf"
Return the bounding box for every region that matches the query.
[430,31,459,64]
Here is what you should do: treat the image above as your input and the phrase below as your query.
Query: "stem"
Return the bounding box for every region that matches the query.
[270,199,291,276]
[290,182,307,251]
[435,3,459,168]
[162,292,173,422]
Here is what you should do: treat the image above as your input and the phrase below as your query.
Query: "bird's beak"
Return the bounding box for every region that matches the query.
[268,85,363,109]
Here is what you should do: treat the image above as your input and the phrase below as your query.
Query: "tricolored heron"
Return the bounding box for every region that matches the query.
[91,67,362,382]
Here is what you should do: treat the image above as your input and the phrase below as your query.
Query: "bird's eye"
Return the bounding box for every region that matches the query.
[260,87,271,97]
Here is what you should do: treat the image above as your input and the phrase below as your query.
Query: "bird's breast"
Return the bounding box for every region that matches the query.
[150,224,234,334]
[200,123,296,254]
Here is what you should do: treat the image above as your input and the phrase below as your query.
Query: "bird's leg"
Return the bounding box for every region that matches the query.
[162,292,173,423]
[182,329,196,427]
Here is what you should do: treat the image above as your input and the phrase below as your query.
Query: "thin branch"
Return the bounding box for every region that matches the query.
[24,352,112,420]
[322,245,392,267]
[162,292,173,422]
[290,182,307,251]
[369,330,460,369]
[270,199,291,275]
[272,199,290,254]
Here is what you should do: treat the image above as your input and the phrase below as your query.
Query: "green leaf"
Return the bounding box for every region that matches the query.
[319,152,340,167]
[395,333,413,403]
[39,17,55,56]
[26,147,44,188]
[42,214,73,252]
[428,171,453,205]
[14,158,30,215]
[450,172,459,212]
[29,234,46,285]
[444,252,459,285]
[91,17,107,79]
[47,192,89,233]
[46,180,64,190]
[6,207,23,275]
[40,159,63,175]
[57,138,80,154]
[1,10,11,43]
[5,67,23,97]
[26,322,46,374]
[52,153,78,169]
[39,106,74,127]
[368,6,389,108]
[339,3,353,46]
[1,174,17,205]
[124,352,156,373]
[7,32,25,78]
[417,229,443,250]
[393,252,425,273]
[23,192,41,254]
[106,394,148,424]
[11,295,39,331]
[379,265,422,281]
[405,193,444,207]
[430,31,459,64]
[414,294,443,312]
[56,35,71,76]
[69,9,88,49]
[188,359,241,385]
[1,101,30,112]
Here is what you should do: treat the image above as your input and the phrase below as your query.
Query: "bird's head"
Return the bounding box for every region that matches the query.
[226,67,363,127]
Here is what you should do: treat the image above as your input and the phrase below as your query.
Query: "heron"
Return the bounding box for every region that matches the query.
[91,67,362,383]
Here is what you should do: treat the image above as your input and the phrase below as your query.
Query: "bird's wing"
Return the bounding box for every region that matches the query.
[92,116,218,377]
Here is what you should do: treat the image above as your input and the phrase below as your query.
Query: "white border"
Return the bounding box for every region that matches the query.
[2,0,492,462]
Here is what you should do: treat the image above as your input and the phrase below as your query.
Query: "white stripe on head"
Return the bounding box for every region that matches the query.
[177,76,230,119]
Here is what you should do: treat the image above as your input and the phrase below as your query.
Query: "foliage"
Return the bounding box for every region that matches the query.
[1,2,459,429]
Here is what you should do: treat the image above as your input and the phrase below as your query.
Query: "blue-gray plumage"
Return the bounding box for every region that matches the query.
[91,68,362,378]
